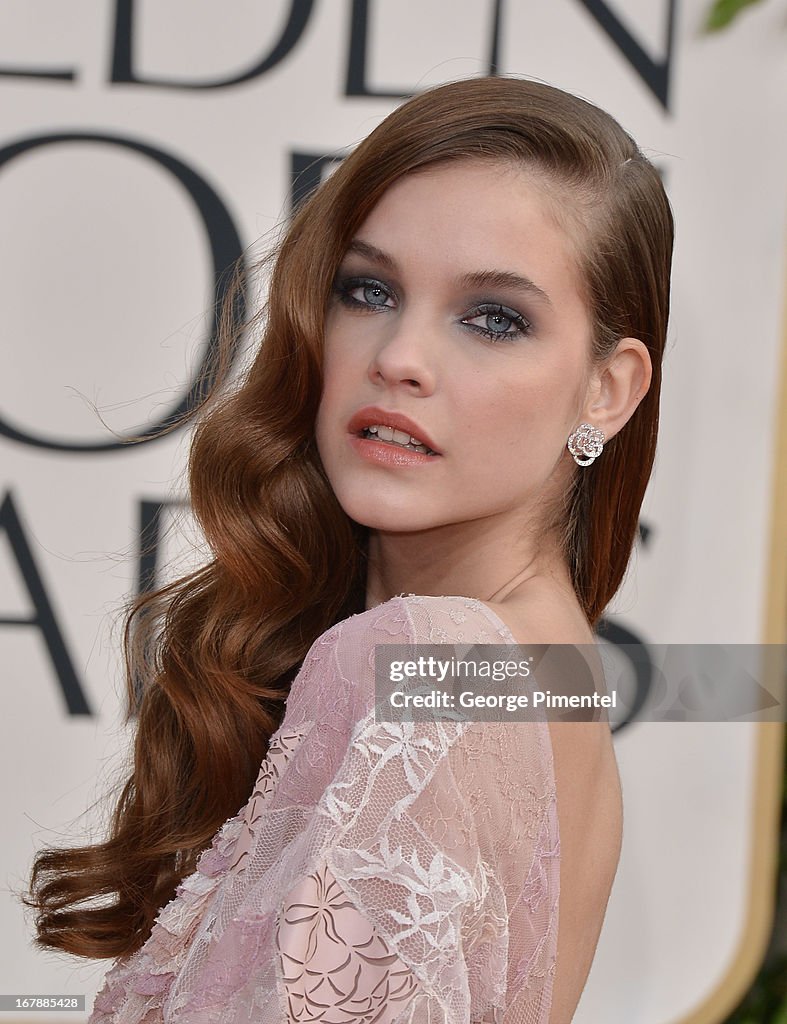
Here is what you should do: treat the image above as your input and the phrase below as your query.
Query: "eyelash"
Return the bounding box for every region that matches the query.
[332,276,533,343]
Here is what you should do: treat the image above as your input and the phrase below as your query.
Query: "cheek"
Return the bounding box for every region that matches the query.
[316,333,345,411]
[315,334,357,457]
[320,321,360,393]
[460,374,557,426]
[314,366,335,453]
[455,362,583,458]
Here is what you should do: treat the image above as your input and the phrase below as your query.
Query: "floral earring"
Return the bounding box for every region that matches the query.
[567,423,605,466]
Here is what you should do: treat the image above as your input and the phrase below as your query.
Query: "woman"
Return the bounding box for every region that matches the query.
[25,75,673,1024]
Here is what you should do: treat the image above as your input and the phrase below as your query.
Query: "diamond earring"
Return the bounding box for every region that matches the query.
[567,422,605,466]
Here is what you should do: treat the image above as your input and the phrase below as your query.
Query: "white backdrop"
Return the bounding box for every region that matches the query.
[1,2,786,1022]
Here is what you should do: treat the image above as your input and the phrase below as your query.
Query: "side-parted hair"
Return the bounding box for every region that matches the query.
[25,75,673,958]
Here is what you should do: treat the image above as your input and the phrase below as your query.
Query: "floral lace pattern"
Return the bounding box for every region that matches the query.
[277,855,421,1024]
[88,595,559,1024]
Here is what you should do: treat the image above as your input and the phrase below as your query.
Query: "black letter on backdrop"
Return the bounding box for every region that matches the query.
[594,517,654,734]
[0,492,91,715]
[345,0,412,98]
[0,30,75,85]
[488,0,503,75]
[111,0,314,88]
[290,152,344,213]
[0,132,245,452]
[136,498,189,596]
[128,497,189,712]
[0,64,75,83]
[346,0,508,96]
[572,0,677,111]
[594,618,653,733]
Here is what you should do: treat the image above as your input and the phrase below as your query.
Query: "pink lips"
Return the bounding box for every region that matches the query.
[347,406,442,455]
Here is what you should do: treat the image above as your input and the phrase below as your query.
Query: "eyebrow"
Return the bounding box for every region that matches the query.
[344,238,554,310]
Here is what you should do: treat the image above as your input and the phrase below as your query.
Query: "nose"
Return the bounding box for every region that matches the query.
[367,314,437,394]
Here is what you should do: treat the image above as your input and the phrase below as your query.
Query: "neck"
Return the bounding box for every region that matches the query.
[364,517,573,610]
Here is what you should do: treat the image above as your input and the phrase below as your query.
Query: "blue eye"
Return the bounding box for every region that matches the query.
[333,277,395,310]
[462,303,532,343]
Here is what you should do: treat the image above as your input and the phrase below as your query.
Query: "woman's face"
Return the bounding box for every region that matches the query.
[315,159,597,539]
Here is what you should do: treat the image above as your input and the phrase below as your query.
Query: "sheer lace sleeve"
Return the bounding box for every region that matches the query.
[277,855,422,1024]
[274,595,560,1024]
[86,594,559,1024]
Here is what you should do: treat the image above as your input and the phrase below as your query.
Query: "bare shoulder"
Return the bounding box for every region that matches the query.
[485,579,597,647]
[488,580,622,826]
[486,585,623,1021]
[489,590,623,1023]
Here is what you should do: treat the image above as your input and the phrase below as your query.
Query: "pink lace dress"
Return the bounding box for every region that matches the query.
[89,594,560,1024]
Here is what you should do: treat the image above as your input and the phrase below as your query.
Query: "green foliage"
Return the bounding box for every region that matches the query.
[705,0,767,31]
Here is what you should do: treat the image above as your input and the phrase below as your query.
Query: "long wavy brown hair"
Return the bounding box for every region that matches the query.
[24,75,673,960]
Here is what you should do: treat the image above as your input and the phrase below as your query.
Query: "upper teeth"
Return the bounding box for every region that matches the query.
[364,424,435,453]
[368,424,424,445]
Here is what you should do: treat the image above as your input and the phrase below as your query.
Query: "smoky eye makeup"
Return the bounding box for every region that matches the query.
[462,302,533,343]
[329,266,535,343]
[331,273,397,311]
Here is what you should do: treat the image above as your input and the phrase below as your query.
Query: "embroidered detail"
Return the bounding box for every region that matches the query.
[276,855,421,1024]
[88,596,559,1024]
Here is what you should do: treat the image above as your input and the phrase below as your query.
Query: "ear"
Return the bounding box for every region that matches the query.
[582,338,652,440]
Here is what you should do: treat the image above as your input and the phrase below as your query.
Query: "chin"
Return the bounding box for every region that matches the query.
[338,501,439,534]
[349,512,428,532]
